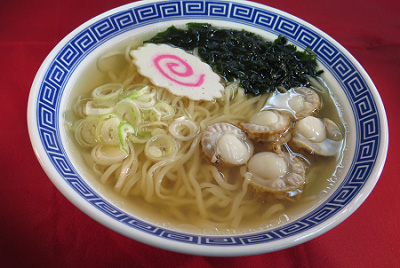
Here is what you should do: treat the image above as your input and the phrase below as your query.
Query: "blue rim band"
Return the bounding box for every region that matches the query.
[36,0,380,246]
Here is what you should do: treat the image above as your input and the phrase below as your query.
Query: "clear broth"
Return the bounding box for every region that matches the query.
[64,30,347,235]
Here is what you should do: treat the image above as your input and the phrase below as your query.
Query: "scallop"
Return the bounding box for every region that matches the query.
[262,87,321,118]
[247,151,306,194]
[239,110,292,144]
[290,116,344,156]
[201,123,254,166]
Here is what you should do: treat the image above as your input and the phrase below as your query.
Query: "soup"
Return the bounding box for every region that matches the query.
[68,23,346,234]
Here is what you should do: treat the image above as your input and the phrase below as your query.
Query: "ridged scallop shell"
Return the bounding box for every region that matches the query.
[239,110,292,144]
[263,87,321,119]
[201,123,253,165]
[290,116,344,157]
[248,151,306,195]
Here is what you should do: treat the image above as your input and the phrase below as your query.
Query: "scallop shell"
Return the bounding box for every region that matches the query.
[247,151,306,195]
[262,87,321,119]
[201,123,253,166]
[290,116,344,157]
[239,110,292,144]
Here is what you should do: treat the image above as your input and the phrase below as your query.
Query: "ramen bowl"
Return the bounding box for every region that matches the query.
[27,0,388,256]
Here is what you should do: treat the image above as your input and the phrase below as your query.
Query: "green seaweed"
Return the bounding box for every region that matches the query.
[145,23,323,96]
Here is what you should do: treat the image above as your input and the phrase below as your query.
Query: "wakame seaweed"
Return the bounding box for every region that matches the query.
[145,23,323,96]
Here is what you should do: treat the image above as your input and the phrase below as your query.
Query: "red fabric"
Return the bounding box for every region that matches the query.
[1,0,399,267]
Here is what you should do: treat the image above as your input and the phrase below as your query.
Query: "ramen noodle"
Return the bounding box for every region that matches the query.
[70,25,346,234]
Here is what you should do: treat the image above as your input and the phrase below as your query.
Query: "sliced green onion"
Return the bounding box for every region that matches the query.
[115,98,142,127]
[144,134,178,162]
[118,122,136,153]
[92,83,123,100]
[135,92,157,108]
[73,96,91,117]
[95,114,121,145]
[154,102,175,121]
[151,128,167,136]
[168,116,198,141]
[137,131,151,137]
[141,121,168,128]
[74,117,98,147]
[91,144,128,165]
[124,85,149,100]
[128,131,152,144]
[141,108,159,122]
[85,100,114,115]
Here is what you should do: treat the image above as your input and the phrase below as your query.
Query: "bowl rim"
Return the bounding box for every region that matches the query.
[27,0,389,256]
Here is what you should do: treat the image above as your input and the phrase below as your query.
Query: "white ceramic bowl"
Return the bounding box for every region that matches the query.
[27,0,388,256]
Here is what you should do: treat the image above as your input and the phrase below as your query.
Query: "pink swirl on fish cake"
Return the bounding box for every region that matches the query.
[153,54,205,87]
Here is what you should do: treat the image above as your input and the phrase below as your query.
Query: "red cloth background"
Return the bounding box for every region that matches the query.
[1,0,399,267]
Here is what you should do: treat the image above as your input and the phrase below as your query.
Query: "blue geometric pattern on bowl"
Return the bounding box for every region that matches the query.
[36,0,380,245]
